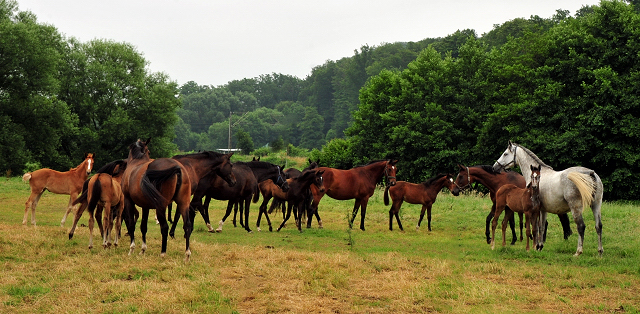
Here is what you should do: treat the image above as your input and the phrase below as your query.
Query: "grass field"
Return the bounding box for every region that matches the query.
[1,176,639,313]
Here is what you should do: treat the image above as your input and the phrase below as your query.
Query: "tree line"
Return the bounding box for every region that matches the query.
[2,0,638,200]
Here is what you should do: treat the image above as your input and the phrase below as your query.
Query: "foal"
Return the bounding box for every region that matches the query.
[384,173,456,231]
[491,165,542,251]
[22,153,95,227]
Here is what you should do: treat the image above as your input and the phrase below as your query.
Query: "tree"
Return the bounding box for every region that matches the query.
[235,128,254,155]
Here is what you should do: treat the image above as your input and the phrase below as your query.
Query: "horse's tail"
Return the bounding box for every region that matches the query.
[73,179,90,206]
[252,186,260,203]
[140,166,182,210]
[383,185,391,206]
[87,176,102,213]
[22,173,32,183]
[268,199,281,214]
[567,172,596,210]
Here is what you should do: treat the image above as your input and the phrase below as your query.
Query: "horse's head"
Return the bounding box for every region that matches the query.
[443,173,457,193]
[273,164,289,192]
[451,164,470,196]
[384,160,398,186]
[313,169,325,193]
[83,153,95,175]
[129,138,151,160]
[529,165,541,191]
[307,159,319,170]
[492,140,518,173]
[217,153,236,187]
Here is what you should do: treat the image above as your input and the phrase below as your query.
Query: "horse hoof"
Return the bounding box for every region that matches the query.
[215,229,222,233]
[88,245,93,250]
[160,253,166,258]
[68,234,73,240]
[257,227,262,232]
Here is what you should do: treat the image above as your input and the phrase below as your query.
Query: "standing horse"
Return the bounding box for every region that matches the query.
[68,160,127,249]
[309,160,398,231]
[277,169,325,232]
[22,153,95,227]
[451,164,572,244]
[265,160,320,228]
[493,141,603,256]
[491,165,542,251]
[384,173,456,231]
[120,138,194,261]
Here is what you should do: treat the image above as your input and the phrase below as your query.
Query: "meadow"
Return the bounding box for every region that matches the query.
[1,175,639,313]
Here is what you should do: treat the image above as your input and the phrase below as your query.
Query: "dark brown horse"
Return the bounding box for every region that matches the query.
[277,169,325,232]
[120,139,194,261]
[309,160,398,231]
[68,160,127,248]
[491,165,542,251]
[22,153,95,227]
[451,164,572,244]
[171,161,288,234]
[384,173,456,232]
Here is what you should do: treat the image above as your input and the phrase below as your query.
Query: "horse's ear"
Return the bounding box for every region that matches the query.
[280,164,286,169]
[317,170,325,175]
[457,164,466,170]
[227,152,234,158]
[145,138,151,145]
[508,140,514,147]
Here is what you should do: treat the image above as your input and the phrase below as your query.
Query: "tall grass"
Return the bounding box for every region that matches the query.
[1,177,639,313]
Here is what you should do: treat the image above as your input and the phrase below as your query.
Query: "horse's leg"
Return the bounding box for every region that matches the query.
[426,204,433,231]
[506,207,517,245]
[518,212,524,242]
[536,211,548,251]
[113,199,125,247]
[216,201,234,233]
[558,213,573,240]
[169,204,181,238]
[257,195,270,232]
[24,190,41,225]
[102,202,111,248]
[390,200,403,231]
[202,195,215,232]
[359,197,370,231]
[233,202,240,228]
[417,203,429,231]
[501,211,512,248]
[243,198,252,233]
[591,191,604,256]
[524,213,531,251]
[139,208,150,255]
[177,200,192,262]
[61,192,79,227]
[68,200,88,239]
[491,203,506,250]
[155,205,170,258]
[167,202,173,224]
[277,202,293,232]
[485,203,496,244]
[349,200,361,229]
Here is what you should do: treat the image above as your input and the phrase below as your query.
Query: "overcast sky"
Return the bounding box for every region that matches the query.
[17,0,601,87]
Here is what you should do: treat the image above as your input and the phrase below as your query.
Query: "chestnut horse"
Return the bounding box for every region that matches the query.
[277,169,325,232]
[451,164,572,244]
[491,165,542,251]
[22,153,95,227]
[68,160,127,249]
[120,139,194,261]
[384,173,456,232]
[309,160,398,231]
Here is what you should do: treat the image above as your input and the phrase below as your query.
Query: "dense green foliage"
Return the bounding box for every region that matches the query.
[0,0,179,172]
[348,1,640,200]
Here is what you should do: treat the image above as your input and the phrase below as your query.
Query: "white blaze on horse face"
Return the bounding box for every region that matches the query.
[87,159,92,173]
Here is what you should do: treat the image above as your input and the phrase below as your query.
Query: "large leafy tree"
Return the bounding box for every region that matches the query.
[0,1,76,172]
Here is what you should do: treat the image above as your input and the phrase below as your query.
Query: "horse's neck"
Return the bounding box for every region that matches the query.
[469,168,499,192]
[71,161,89,178]
[361,162,386,183]
[250,166,276,182]
[516,152,539,185]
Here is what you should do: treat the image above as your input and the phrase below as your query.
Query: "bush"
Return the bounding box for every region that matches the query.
[251,147,270,157]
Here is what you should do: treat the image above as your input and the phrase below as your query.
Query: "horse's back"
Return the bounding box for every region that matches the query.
[390,181,425,204]
[320,167,374,200]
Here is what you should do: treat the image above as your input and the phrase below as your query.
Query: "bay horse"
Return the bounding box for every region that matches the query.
[384,173,456,232]
[451,164,572,244]
[68,160,127,249]
[120,138,194,261]
[22,153,95,227]
[276,169,325,232]
[309,160,398,231]
[493,141,604,256]
[166,151,237,233]
[491,165,542,251]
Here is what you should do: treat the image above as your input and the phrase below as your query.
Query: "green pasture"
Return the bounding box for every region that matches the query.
[0,176,639,313]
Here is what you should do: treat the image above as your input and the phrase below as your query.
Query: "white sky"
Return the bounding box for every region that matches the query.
[17,0,601,87]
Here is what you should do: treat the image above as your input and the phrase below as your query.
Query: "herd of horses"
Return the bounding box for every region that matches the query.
[20,139,604,260]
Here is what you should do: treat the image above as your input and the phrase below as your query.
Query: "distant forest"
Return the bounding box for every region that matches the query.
[175,9,579,152]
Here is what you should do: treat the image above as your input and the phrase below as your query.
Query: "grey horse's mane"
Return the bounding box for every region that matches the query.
[513,142,553,170]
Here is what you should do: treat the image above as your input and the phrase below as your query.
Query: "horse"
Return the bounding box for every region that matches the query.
[276,169,325,232]
[491,165,542,251]
[119,138,194,261]
[309,160,398,231]
[384,173,456,232]
[22,153,95,227]
[166,151,237,234]
[493,141,603,256]
[451,164,572,244]
[68,160,127,249]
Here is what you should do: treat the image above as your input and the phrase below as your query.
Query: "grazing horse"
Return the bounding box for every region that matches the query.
[384,173,456,231]
[493,141,603,256]
[451,164,572,244]
[491,165,542,251]
[120,138,193,261]
[22,153,95,227]
[309,160,398,231]
[68,160,127,248]
[276,169,325,232]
